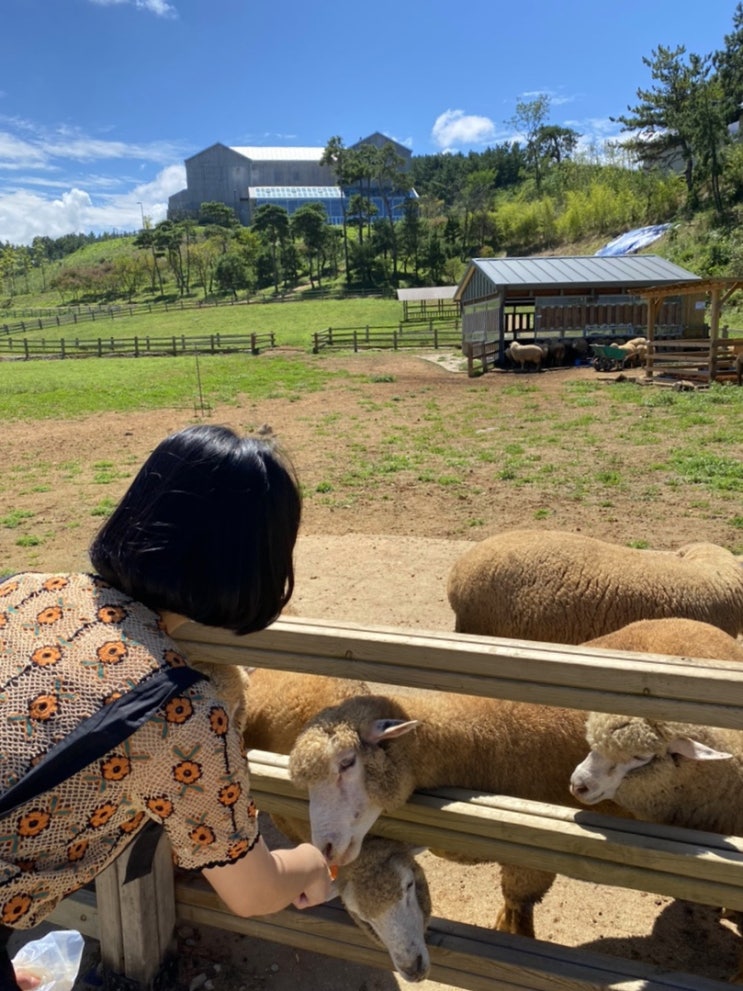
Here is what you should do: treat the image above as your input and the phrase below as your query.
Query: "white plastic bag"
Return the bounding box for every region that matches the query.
[11,929,84,991]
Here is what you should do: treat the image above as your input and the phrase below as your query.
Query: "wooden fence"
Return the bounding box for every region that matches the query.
[0,331,275,360]
[312,320,461,353]
[647,338,743,384]
[49,616,743,991]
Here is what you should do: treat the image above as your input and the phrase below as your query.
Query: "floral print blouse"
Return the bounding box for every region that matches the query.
[0,572,259,929]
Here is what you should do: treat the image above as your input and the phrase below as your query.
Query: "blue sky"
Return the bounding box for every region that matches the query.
[1,0,740,245]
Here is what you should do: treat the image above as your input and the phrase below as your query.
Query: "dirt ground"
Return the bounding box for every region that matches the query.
[2,351,743,988]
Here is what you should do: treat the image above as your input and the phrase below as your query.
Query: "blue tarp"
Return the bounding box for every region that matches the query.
[595,224,672,256]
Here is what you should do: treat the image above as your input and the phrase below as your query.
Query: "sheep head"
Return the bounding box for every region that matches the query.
[570,712,732,809]
[337,838,431,983]
[288,694,419,866]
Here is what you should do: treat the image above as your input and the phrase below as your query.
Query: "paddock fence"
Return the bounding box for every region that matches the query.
[646,337,743,384]
[312,320,461,353]
[50,617,743,991]
[0,331,276,360]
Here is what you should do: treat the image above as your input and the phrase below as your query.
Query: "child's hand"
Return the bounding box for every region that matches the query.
[293,859,336,909]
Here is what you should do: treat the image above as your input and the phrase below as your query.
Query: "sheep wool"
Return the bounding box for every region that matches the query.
[575,618,743,836]
[447,529,743,644]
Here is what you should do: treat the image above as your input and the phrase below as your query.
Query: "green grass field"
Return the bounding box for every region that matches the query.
[1,298,405,350]
[0,352,355,420]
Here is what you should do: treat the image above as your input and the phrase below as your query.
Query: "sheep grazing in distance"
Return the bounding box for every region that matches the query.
[190,662,431,982]
[446,529,743,644]
[506,340,544,371]
[289,687,624,939]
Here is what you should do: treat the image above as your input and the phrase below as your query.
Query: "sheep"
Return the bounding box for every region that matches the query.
[273,813,431,983]
[446,529,743,644]
[570,616,743,829]
[190,662,431,981]
[569,618,743,980]
[506,340,544,371]
[288,686,624,939]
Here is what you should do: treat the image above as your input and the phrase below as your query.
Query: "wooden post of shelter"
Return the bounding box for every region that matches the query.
[645,295,659,380]
[708,286,722,384]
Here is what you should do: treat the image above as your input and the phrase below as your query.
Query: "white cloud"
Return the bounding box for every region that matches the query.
[0,131,50,171]
[88,0,177,17]
[0,163,186,245]
[0,118,188,173]
[431,110,496,151]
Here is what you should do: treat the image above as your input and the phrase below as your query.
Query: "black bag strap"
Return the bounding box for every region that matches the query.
[0,663,206,822]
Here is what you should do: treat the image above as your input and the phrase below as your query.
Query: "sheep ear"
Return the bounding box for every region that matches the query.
[363,719,420,744]
[668,738,733,761]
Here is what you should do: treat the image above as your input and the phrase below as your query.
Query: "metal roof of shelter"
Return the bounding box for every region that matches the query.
[455,255,700,299]
[396,286,457,301]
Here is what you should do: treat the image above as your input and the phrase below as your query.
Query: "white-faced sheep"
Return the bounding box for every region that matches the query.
[190,662,431,981]
[446,529,743,644]
[570,619,743,979]
[288,687,624,939]
[570,615,743,829]
[506,340,544,371]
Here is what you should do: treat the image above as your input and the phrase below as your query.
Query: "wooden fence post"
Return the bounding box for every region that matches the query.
[95,828,177,988]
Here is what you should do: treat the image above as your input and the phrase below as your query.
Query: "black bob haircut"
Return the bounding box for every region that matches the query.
[89,425,301,635]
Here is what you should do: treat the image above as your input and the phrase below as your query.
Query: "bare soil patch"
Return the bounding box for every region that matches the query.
[2,352,742,989]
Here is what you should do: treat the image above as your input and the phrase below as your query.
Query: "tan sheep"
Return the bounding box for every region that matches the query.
[289,686,624,939]
[570,617,743,980]
[447,529,743,644]
[191,662,431,981]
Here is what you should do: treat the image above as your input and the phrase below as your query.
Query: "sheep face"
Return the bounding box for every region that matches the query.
[289,704,419,866]
[570,713,732,808]
[338,839,431,983]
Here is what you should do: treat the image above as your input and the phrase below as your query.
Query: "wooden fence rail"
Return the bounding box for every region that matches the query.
[313,321,461,353]
[49,617,743,990]
[647,337,743,383]
[0,331,275,360]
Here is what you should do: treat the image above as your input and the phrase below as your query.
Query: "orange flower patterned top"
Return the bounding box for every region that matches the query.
[0,572,259,929]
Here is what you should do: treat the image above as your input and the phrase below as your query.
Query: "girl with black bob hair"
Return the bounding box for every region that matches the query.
[5,425,331,991]
[89,423,301,635]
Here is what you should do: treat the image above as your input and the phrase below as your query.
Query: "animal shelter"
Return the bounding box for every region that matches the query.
[454,255,705,373]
